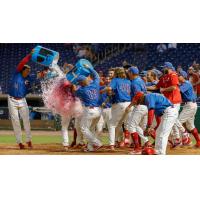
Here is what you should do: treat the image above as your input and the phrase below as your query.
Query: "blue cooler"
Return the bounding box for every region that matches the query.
[31,45,59,67]
[66,59,93,84]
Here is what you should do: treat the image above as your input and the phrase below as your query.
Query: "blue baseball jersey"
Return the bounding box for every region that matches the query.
[179,80,196,102]
[99,86,112,108]
[9,71,31,98]
[75,68,100,107]
[130,77,147,98]
[146,80,158,87]
[109,78,131,103]
[144,93,173,116]
[146,80,160,93]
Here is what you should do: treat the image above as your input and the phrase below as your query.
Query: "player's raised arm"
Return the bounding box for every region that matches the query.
[16,49,34,72]
[87,67,100,84]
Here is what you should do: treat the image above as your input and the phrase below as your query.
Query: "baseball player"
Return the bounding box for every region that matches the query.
[177,71,200,147]
[73,66,102,152]
[128,92,178,155]
[97,76,112,133]
[125,66,150,154]
[147,62,183,146]
[102,67,131,149]
[146,70,159,87]
[8,51,33,149]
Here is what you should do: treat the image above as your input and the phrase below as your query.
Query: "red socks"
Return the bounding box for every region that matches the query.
[131,132,140,149]
[150,129,156,139]
[191,128,200,143]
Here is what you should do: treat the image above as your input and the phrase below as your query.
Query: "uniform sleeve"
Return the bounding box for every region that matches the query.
[16,54,32,72]
[88,68,100,85]
[179,83,190,93]
[109,78,117,90]
[170,73,179,85]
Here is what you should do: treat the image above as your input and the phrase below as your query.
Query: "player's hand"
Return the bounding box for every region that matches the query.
[30,49,35,55]
[160,88,165,93]
[71,84,77,92]
[102,103,106,108]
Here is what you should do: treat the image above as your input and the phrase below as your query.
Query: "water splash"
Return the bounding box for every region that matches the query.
[41,65,83,117]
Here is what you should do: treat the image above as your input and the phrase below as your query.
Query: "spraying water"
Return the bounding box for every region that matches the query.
[41,65,83,118]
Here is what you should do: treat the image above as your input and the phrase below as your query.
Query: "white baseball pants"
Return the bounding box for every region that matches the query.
[127,105,149,143]
[61,116,71,146]
[8,96,31,144]
[171,104,185,140]
[75,116,84,145]
[80,107,102,148]
[96,108,111,134]
[178,102,197,131]
[108,102,131,145]
[155,106,178,155]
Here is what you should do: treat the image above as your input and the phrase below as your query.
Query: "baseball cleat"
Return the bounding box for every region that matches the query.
[83,145,103,152]
[142,147,156,155]
[70,141,76,147]
[119,141,125,148]
[129,148,142,155]
[19,143,25,150]
[194,141,200,148]
[63,146,69,151]
[182,137,192,146]
[93,145,103,152]
[27,141,33,149]
[124,139,131,147]
[108,145,115,151]
[171,138,182,149]
[73,143,86,149]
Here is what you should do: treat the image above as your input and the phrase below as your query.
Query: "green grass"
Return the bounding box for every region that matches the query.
[0,134,110,145]
[0,135,62,144]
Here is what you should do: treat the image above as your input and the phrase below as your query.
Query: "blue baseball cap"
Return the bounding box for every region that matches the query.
[178,70,188,79]
[129,66,139,75]
[140,71,147,77]
[76,75,87,83]
[164,62,175,71]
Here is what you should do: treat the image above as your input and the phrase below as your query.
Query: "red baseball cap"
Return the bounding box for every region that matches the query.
[132,91,144,104]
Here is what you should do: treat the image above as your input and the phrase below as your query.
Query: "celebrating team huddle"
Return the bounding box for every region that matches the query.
[7,46,200,155]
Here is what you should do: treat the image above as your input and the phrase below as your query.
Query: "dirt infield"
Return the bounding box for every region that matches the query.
[0,144,200,155]
[0,130,200,155]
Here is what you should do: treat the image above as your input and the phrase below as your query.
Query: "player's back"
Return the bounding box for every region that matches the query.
[130,76,147,98]
[76,82,100,107]
[109,78,131,103]
[145,93,172,116]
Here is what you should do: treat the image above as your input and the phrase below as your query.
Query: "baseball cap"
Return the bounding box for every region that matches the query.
[76,75,87,83]
[132,91,144,104]
[163,62,175,71]
[140,71,147,77]
[128,66,139,75]
[178,70,188,79]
